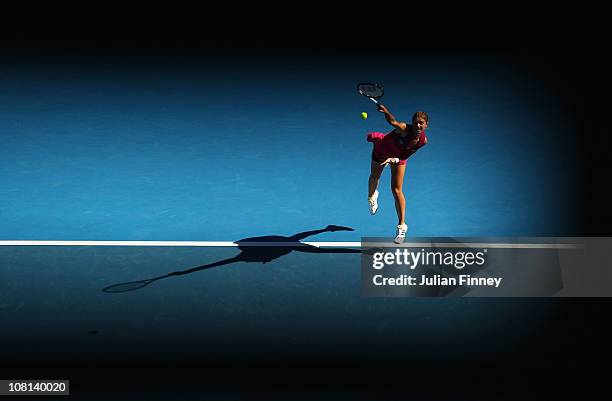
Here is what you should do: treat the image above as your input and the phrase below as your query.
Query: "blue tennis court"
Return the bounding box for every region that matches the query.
[1,55,580,241]
[0,51,588,399]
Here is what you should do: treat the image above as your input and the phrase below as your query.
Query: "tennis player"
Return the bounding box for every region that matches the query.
[367,104,428,243]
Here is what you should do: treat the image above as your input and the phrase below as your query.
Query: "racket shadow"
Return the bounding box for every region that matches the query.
[102,224,364,293]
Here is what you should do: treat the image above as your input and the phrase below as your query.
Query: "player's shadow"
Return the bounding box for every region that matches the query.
[102,225,364,293]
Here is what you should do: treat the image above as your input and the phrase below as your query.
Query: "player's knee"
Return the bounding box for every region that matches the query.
[391,185,403,196]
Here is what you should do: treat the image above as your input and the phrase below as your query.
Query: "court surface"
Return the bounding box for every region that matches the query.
[0,53,583,368]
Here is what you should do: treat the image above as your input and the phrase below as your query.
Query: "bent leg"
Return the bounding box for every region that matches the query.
[369,159,385,197]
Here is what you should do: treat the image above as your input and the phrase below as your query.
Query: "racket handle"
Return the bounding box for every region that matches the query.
[369,97,384,110]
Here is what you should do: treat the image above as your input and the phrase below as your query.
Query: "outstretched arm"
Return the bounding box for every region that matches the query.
[290,225,354,241]
[378,104,408,131]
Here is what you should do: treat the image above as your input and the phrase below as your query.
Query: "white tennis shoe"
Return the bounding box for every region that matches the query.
[394,224,408,244]
[368,190,379,215]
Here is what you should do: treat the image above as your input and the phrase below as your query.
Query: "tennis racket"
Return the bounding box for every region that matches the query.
[102,274,174,292]
[357,82,385,109]
[102,256,242,293]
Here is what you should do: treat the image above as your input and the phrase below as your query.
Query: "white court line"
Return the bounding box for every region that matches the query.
[0,241,359,247]
[0,241,582,249]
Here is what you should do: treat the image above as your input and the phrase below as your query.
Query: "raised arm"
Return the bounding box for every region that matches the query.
[378,104,408,131]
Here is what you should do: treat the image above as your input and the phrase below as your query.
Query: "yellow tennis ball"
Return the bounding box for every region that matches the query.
[361,112,368,120]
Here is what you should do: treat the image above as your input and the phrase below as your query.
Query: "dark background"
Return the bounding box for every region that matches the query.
[2,13,610,400]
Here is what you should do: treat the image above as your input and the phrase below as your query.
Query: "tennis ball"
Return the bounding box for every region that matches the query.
[361,112,368,120]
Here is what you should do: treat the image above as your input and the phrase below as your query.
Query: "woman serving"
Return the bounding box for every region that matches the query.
[367,104,429,243]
